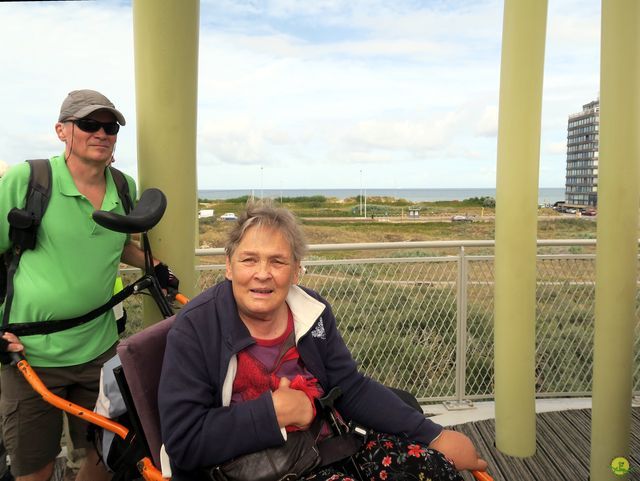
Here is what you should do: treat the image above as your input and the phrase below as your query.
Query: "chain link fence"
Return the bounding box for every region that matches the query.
[122,240,640,406]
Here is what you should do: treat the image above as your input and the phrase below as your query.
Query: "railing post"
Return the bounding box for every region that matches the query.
[445,246,473,410]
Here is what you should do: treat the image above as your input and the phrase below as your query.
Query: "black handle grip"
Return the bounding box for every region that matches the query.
[9,351,23,365]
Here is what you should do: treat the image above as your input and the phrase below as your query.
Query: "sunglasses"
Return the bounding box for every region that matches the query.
[71,118,120,135]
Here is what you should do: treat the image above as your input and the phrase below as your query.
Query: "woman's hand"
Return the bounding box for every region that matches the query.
[271,377,314,429]
[428,429,488,472]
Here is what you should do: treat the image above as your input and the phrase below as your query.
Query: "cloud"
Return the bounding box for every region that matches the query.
[475,105,498,137]
[546,141,568,156]
[341,111,464,155]
[0,0,601,189]
[198,118,292,165]
[0,2,136,167]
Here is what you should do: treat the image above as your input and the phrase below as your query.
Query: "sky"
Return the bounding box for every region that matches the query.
[0,0,601,190]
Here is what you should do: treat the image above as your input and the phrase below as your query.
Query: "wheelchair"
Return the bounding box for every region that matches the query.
[3,190,492,481]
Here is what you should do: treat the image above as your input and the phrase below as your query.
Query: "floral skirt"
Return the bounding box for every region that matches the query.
[301,432,463,481]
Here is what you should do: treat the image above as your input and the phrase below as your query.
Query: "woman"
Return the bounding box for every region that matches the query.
[158,202,487,481]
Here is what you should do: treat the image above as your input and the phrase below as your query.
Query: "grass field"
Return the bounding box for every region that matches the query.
[121,196,614,399]
[198,195,597,256]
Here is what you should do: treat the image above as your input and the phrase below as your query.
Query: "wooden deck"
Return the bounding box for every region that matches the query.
[451,408,640,480]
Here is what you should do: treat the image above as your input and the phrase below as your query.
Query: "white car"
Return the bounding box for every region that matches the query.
[220,212,238,221]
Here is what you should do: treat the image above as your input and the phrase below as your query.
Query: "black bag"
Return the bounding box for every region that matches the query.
[205,429,321,481]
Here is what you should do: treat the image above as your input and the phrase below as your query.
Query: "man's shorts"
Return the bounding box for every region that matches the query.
[0,344,117,477]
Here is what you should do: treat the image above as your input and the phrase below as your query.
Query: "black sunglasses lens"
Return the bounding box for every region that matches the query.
[102,122,120,135]
[73,119,100,132]
[73,119,119,135]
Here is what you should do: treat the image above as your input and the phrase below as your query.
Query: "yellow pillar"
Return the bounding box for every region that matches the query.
[133,0,200,325]
[590,1,639,479]
[494,0,547,457]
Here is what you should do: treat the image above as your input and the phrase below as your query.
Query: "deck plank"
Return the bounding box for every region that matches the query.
[449,407,640,481]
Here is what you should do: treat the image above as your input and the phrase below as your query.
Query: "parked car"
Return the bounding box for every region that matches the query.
[451,215,472,222]
[220,212,238,221]
[583,208,597,216]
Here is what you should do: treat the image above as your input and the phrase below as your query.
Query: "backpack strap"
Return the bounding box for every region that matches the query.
[109,166,133,214]
[26,159,53,233]
[9,159,52,251]
[2,159,51,328]
[4,282,137,336]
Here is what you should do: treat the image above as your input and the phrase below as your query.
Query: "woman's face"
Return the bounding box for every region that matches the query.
[226,225,300,326]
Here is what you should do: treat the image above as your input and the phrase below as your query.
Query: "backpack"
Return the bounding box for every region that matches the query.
[91,354,147,481]
[1,159,133,330]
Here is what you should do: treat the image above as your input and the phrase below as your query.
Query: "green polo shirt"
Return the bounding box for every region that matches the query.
[0,155,136,367]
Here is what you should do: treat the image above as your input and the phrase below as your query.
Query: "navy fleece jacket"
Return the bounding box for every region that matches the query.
[158,280,442,478]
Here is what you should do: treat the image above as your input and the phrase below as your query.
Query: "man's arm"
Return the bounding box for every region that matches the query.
[120,240,158,269]
[120,241,179,294]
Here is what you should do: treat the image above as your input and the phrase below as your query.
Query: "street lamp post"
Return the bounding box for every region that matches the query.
[359,169,363,216]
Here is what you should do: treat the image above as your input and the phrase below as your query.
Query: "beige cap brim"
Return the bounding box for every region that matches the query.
[65,105,126,126]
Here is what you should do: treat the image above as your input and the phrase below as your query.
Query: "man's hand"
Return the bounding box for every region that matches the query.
[271,377,314,430]
[0,332,24,365]
[154,262,180,295]
[428,429,488,472]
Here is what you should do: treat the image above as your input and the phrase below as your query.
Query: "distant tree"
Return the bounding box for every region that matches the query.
[482,197,496,207]
[280,195,327,204]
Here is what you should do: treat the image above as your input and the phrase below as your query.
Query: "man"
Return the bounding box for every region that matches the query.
[0,158,10,481]
[0,90,173,481]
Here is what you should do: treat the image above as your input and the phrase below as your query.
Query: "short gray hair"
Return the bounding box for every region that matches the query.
[225,200,307,263]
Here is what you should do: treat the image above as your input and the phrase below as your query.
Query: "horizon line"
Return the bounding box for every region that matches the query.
[197,186,565,190]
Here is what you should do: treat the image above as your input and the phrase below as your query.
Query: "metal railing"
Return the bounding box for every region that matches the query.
[123,239,639,406]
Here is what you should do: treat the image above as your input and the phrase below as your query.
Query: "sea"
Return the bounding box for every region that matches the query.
[198,187,565,205]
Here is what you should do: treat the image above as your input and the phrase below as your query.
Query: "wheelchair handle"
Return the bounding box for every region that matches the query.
[9,351,23,365]
[472,470,494,481]
[175,293,189,305]
[92,188,167,234]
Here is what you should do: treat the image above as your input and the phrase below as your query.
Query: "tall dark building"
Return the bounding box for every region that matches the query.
[565,100,599,207]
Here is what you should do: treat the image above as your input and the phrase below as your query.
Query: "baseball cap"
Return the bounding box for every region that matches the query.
[58,89,126,125]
